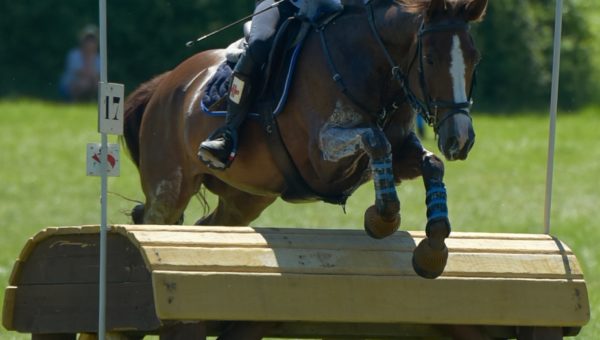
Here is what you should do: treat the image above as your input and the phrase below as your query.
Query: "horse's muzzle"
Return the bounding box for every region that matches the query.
[437,113,475,161]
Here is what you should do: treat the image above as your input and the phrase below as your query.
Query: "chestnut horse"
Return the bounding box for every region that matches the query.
[123,0,486,284]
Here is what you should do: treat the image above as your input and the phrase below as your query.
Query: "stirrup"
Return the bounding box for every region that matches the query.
[198,127,238,170]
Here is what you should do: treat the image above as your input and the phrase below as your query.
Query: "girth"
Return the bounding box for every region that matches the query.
[258,16,349,205]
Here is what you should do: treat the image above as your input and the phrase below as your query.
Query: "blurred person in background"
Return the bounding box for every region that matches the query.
[59,25,100,102]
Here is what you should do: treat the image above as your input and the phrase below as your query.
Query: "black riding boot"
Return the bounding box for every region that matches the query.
[198,53,258,169]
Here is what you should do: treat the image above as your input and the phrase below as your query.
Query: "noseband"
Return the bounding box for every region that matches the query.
[366,2,476,133]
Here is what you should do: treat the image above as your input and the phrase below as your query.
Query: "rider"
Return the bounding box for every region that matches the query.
[198,0,343,170]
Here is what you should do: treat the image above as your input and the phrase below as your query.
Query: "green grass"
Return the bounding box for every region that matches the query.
[0,100,598,338]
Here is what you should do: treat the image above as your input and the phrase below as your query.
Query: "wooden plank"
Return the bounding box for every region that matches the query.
[32,226,87,243]
[35,226,121,239]
[2,286,16,330]
[37,225,563,243]
[10,282,160,334]
[8,260,23,286]
[15,234,150,285]
[114,225,258,234]
[17,239,36,264]
[127,230,573,254]
[111,224,554,240]
[152,271,590,327]
[141,246,582,279]
[445,252,582,279]
[13,226,106,283]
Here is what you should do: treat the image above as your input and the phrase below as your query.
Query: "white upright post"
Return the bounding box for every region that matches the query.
[98,0,108,338]
[544,0,563,235]
[87,2,124,338]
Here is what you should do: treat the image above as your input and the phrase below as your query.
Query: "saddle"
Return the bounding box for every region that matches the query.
[201,18,307,117]
[202,13,347,205]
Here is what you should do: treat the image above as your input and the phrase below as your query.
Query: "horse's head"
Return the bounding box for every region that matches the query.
[411,0,486,161]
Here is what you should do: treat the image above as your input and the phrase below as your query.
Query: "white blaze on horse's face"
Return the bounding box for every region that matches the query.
[449,34,471,152]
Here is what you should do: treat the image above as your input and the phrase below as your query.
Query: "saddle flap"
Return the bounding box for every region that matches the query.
[202,17,308,115]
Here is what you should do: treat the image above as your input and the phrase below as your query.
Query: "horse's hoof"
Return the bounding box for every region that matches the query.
[364,205,400,239]
[412,237,448,279]
[131,204,145,224]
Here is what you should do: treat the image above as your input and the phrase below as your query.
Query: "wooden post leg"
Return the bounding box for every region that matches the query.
[78,332,146,339]
[217,322,277,340]
[32,334,76,340]
[160,322,207,340]
[517,327,563,340]
[440,325,491,340]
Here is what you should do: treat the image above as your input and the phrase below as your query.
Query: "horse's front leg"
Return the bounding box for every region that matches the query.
[411,151,451,279]
[360,128,401,239]
[319,125,400,238]
[391,132,450,279]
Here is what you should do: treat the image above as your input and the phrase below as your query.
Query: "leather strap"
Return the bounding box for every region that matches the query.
[261,19,348,205]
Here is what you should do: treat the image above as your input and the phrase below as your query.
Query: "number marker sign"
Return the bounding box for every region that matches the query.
[98,82,125,135]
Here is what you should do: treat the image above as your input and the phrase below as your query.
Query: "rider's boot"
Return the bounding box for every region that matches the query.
[198,53,258,170]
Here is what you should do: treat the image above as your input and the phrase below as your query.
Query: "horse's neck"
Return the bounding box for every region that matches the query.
[296,4,419,133]
[332,4,420,119]
[313,7,405,116]
[374,2,421,64]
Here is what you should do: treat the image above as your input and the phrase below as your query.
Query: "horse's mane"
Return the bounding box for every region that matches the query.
[343,0,483,16]
[395,0,477,15]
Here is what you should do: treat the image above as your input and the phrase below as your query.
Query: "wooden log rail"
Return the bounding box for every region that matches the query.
[2,225,590,339]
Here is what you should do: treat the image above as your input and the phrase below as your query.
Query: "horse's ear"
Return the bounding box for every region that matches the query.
[463,0,488,22]
[426,0,447,19]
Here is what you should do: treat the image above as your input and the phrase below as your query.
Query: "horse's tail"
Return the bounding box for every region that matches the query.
[122,71,170,168]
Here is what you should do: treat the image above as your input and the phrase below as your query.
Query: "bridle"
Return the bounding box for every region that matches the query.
[365,1,476,133]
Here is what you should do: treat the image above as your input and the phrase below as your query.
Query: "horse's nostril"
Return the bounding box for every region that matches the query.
[446,137,459,152]
[439,135,467,160]
[466,136,475,152]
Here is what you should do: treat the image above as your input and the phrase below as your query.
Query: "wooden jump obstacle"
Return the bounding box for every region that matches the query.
[3,225,589,339]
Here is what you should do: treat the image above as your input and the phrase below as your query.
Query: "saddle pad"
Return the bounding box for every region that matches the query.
[200,61,234,114]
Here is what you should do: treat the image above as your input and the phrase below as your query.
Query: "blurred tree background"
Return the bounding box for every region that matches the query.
[472,0,599,110]
[0,0,598,110]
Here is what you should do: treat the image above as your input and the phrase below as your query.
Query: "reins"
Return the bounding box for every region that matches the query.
[317,26,375,115]
[318,0,476,133]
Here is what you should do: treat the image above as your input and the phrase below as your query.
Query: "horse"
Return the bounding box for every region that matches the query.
[122,0,486,285]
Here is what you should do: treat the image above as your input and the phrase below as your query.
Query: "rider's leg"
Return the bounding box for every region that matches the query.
[198,0,288,169]
[197,52,261,169]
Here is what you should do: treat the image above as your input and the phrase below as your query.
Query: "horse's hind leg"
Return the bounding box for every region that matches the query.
[131,145,203,225]
[131,87,207,225]
[140,168,201,225]
[195,176,276,226]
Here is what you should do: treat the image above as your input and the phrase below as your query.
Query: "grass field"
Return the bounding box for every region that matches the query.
[0,100,598,339]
